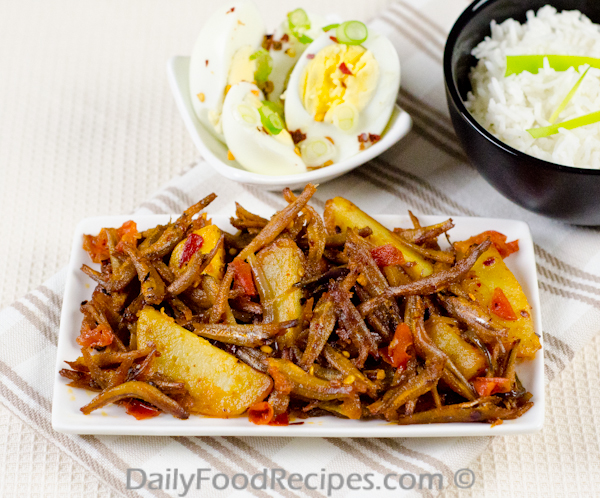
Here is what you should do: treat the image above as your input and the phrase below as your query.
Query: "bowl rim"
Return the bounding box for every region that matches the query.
[443,0,600,176]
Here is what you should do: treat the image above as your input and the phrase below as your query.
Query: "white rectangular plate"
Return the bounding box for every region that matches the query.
[52,213,543,436]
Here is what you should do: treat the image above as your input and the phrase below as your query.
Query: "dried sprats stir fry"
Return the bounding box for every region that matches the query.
[61,184,540,425]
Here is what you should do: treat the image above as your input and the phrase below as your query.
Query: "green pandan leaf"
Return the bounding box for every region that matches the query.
[527,109,600,138]
[505,55,600,76]
[549,67,590,124]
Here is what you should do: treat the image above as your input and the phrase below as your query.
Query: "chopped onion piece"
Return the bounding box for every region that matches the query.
[505,55,600,77]
[250,49,273,83]
[287,8,313,44]
[332,103,358,132]
[288,8,310,29]
[235,104,260,126]
[336,21,368,46]
[549,67,590,124]
[300,137,336,166]
[258,104,284,135]
[527,109,600,138]
[322,23,340,32]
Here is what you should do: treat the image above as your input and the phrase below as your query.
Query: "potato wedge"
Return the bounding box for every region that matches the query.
[255,239,303,347]
[323,197,433,279]
[137,308,272,417]
[460,246,541,358]
[425,316,487,380]
[169,224,225,282]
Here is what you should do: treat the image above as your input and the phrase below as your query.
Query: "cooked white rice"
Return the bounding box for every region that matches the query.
[466,5,600,169]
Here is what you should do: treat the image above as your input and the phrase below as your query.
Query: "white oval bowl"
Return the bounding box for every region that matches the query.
[167,56,412,190]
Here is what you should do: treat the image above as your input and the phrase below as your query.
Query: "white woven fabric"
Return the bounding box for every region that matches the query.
[1,0,600,497]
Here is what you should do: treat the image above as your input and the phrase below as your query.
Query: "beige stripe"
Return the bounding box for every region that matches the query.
[242,184,287,210]
[539,281,600,309]
[173,437,273,498]
[399,89,454,129]
[202,436,307,498]
[544,332,575,360]
[389,3,445,50]
[164,185,195,210]
[325,438,434,498]
[396,0,448,37]
[378,439,454,483]
[535,245,600,285]
[537,263,600,297]
[381,14,443,64]
[352,169,433,214]
[148,192,181,213]
[24,293,60,327]
[136,199,167,214]
[370,158,475,216]
[544,363,556,381]
[224,436,326,498]
[410,120,467,164]
[367,162,457,215]
[544,350,565,371]
[81,435,173,498]
[0,360,151,498]
[39,284,63,312]
[11,301,57,345]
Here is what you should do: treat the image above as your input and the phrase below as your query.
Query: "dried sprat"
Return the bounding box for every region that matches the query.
[63,187,537,425]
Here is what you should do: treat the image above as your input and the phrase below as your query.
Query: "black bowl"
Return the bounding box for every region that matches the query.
[444,0,600,226]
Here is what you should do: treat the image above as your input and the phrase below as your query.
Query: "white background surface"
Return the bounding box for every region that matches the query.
[1,0,599,496]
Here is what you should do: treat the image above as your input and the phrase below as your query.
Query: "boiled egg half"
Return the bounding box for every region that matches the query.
[284,25,401,167]
[189,1,266,142]
[222,82,307,175]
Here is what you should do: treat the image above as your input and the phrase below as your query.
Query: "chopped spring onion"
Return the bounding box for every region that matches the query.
[300,137,336,166]
[322,23,339,32]
[250,49,273,83]
[505,55,600,77]
[335,21,368,46]
[235,104,260,126]
[262,100,284,118]
[258,104,284,135]
[527,109,600,138]
[549,67,590,124]
[288,8,310,29]
[287,8,313,44]
[332,103,358,132]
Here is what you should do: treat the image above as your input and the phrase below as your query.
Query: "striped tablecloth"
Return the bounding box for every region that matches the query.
[1,0,599,496]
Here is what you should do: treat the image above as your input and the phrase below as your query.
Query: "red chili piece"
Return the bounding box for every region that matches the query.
[382,323,413,369]
[125,399,161,420]
[77,323,114,348]
[248,401,273,425]
[371,244,405,267]
[483,257,495,266]
[232,258,257,296]
[329,36,339,43]
[179,233,204,268]
[306,53,315,59]
[490,287,518,321]
[339,62,352,75]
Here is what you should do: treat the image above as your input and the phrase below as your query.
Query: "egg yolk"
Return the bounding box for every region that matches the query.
[228,46,257,86]
[300,44,379,126]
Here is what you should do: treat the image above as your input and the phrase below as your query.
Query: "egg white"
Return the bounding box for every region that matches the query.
[284,30,401,164]
[267,11,328,105]
[189,0,265,143]
[222,82,307,176]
